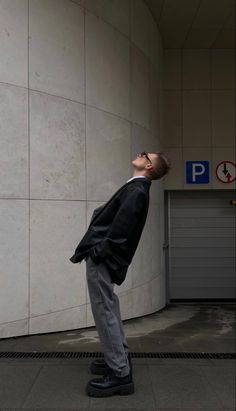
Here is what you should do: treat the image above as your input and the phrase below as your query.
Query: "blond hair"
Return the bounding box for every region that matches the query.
[148,152,171,180]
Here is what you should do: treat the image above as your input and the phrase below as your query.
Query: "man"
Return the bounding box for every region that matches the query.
[69,151,170,397]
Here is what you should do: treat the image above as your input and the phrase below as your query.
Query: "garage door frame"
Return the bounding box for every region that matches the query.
[164,189,236,303]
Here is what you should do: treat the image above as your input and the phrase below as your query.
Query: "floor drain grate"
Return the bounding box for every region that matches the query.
[0,352,235,359]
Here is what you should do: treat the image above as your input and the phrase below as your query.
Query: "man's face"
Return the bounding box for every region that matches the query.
[132,152,158,171]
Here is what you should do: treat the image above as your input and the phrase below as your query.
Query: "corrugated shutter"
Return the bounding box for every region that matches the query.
[169,190,235,299]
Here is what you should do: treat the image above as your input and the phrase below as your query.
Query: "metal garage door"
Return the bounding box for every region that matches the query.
[168,190,235,300]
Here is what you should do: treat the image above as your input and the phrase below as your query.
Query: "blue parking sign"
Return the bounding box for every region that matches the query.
[186,161,209,184]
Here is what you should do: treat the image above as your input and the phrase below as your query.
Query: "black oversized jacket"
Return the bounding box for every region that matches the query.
[69,177,151,285]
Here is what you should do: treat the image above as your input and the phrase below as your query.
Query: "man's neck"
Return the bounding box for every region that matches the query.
[132,170,147,178]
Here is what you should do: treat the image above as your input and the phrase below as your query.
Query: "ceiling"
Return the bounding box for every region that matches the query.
[144,0,235,48]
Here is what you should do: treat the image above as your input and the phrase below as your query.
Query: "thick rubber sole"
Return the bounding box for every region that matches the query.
[86,381,135,397]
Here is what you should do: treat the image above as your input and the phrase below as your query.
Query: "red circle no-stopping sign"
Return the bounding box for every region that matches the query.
[215,161,236,183]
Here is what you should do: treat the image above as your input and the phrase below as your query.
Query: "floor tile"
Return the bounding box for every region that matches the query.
[148,364,223,409]
[200,365,236,408]
[0,363,41,407]
[21,364,90,409]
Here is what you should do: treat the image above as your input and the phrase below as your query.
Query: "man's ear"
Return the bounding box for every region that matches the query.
[145,164,153,170]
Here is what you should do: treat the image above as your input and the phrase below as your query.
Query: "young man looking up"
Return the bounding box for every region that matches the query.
[70,151,170,397]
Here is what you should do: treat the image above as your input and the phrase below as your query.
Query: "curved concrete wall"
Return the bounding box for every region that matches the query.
[0,0,164,339]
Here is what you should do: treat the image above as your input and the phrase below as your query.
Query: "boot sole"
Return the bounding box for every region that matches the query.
[86,382,135,397]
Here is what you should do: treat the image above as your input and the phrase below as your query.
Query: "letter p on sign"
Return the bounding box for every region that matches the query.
[186,161,209,184]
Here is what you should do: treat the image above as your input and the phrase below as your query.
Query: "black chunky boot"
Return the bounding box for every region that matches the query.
[86,369,134,397]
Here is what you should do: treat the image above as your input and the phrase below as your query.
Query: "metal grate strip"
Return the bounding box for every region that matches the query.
[0,352,235,359]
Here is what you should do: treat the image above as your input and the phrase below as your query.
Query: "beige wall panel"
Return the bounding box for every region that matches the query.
[30,91,85,200]
[86,106,131,201]
[183,147,212,189]
[149,15,163,73]
[86,303,95,327]
[131,216,154,288]
[0,83,28,198]
[163,148,183,190]
[163,47,235,192]
[115,268,132,294]
[0,319,28,340]
[149,202,163,277]
[149,63,161,136]
[149,178,164,206]
[212,49,235,90]
[130,0,150,57]
[159,203,165,274]
[0,0,164,338]
[85,0,129,37]
[0,200,29,327]
[131,124,159,159]
[30,304,86,335]
[85,12,130,119]
[183,50,210,89]
[212,147,236,189]
[0,0,28,87]
[151,274,166,312]
[86,200,105,228]
[118,290,134,320]
[212,90,235,147]
[159,78,164,145]
[132,281,153,318]
[131,45,150,129]
[29,0,85,102]
[86,275,90,310]
[30,200,87,316]
[163,90,182,148]
[183,91,211,147]
[132,203,162,288]
[164,50,181,90]
[70,0,84,6]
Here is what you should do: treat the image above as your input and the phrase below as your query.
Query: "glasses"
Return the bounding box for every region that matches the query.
[137,151,152,164]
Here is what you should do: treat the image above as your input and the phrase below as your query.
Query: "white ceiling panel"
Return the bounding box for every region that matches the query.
[144,0,164,24]
[184,29,219,49]
[161,27,190,48]
[192,0,234,29]
[223,10,235,29]
[213,29,236,48]
[145,0,235,48]
[159,0,200,28]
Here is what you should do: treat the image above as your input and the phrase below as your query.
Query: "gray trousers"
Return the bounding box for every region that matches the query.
[86,255,130,377]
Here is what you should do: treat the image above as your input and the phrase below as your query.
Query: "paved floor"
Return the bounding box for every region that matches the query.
[0,303,235,410]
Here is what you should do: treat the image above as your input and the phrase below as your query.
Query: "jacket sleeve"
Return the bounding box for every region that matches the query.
[89,187,147,264]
